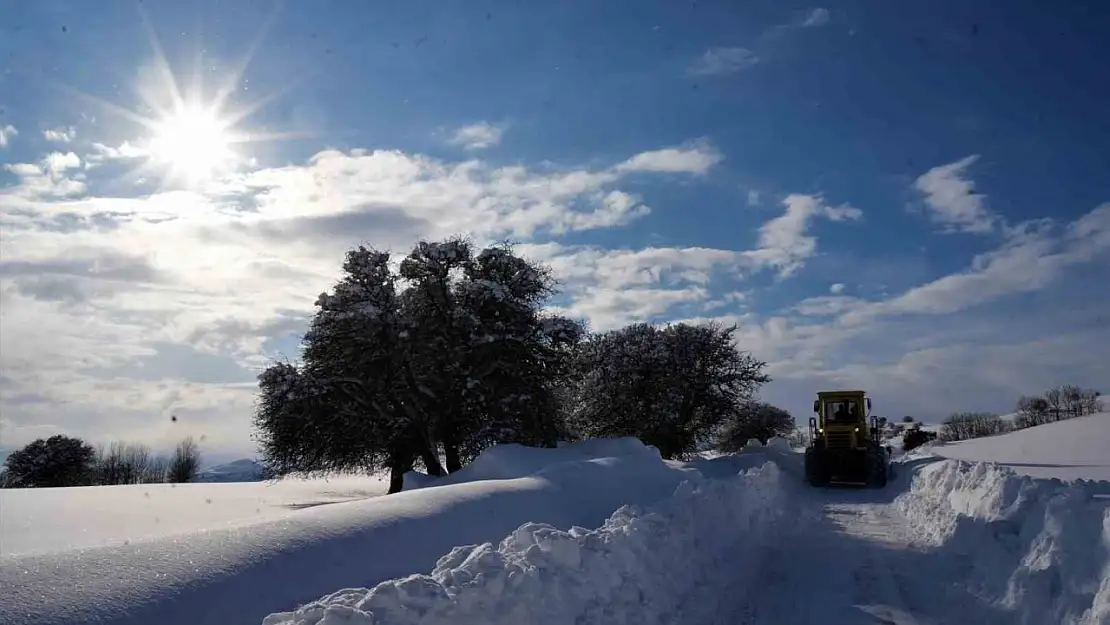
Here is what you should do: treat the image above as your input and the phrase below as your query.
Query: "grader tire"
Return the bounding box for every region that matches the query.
[805,447,830,487]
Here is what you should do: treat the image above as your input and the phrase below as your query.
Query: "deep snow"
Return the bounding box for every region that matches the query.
[2,419,1108,625]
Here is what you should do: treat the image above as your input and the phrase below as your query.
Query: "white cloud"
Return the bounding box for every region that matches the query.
[0,125,17,147]
[747,190,761,206]
[0,139,731,452]
[688,47,759,76]
[2,155,87,201]
[448,121,506,151]
[914,154,997,234]
[43,152,81,176]
[615,141,723,175]
[829,283,845,294]
[5,126,1106,457]
[745,193,862,277]
[43,126,76,143]
[85,141,147,164]
[522,193,863,329]
[802,8,831,27]
[792,294,864,317]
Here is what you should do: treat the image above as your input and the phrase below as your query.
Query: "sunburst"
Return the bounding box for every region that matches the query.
[51,5,310,190]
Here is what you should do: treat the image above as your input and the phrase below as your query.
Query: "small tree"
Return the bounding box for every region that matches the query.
[145,455,170,484]
[3,435,96,488]
[718,402,794,452]
[168,436,201,483]
[1015,395,1050,429]
[901,415,914,423]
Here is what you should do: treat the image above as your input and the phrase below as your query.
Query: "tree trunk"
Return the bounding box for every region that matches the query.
[387,448,414,494]
[418,442,445,477]
[444,442,462,473]
[397,362,447,477]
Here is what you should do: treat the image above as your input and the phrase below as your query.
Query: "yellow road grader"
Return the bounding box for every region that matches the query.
[804,390,889,488]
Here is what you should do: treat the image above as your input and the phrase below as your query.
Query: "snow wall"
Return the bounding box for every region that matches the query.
[896,459,1110,625]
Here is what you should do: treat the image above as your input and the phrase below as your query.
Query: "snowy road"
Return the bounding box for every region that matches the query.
[673,489,936,625]
[684,481,1081,625]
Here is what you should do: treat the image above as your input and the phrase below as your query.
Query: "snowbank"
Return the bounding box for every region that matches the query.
[0,438,701,625]
[896,459,1110,625]
[262,461,797,625]
[935,412,1110,481]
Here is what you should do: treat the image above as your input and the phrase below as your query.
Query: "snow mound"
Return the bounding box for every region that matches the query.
[403,437,659,490]
[765,436,792,451]
[262,461,797,625]
[0,438,700,625]
[935,412,1110,481]
[897,459,1110,625]
[682,437,803,480]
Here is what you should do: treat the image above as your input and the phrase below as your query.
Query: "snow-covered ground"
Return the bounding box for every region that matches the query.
[0,473,389,557]
[934,412,1110,481]
[2,420,1108,625]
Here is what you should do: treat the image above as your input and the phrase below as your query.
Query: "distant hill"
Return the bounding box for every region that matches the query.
[192,459,266,483]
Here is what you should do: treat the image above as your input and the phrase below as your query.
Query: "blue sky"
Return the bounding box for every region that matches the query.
[1,0,1107,462]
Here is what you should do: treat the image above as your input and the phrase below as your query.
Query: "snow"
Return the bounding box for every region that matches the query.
[0,438,705,625]
[0,474,389,557]
[3,428,1108,625]
[896,458,1110,625]
[263,445,803,625]
[935,412,1110,481]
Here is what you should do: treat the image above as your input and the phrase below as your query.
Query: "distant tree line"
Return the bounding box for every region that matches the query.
[0,435,202,489]
[938,384,1103,443]
[253,238,787,494]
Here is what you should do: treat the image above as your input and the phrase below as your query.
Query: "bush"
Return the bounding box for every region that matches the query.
[168,436,202,483]
[902,427,936,452]
[718,402,794,452]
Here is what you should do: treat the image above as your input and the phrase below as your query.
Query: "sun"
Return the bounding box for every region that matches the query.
[148,105,235,183]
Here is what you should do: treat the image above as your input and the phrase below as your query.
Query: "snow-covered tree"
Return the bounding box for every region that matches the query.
[717,402,794,451]
[569,322,769,459]
[3,435,96,488]
[253,240,584,493]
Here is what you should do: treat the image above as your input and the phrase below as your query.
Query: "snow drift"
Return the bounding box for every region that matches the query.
[896,459,1110,625]
[0,438,703,625]
[262,461,798,625]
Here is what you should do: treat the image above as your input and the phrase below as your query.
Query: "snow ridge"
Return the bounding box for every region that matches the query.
[263,461,796,625]
[896,459,1110,625]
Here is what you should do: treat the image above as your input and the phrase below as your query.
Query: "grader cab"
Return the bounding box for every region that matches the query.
[804,390,889,488]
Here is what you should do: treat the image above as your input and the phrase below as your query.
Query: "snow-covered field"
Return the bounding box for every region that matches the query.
[0,474,388,557]
[934,412,1110,481]
[1,419,1108,625]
